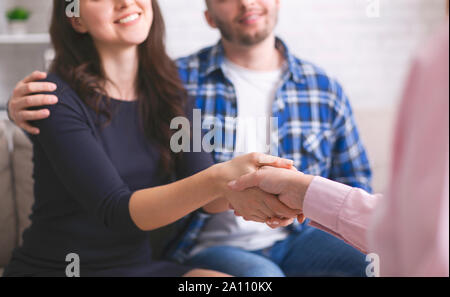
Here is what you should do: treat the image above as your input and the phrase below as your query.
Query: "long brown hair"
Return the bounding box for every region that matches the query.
[49,0,186,179]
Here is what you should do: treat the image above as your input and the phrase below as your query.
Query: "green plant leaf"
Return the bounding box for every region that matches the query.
[6,6,30,21]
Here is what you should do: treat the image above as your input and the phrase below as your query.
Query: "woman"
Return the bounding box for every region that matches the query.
[3,0,298,277]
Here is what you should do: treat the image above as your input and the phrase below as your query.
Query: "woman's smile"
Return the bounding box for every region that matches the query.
[74,0,153,47]
[114,12,142,26]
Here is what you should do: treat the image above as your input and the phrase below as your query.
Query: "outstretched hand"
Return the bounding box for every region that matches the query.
[213,153,302,222]
[227,166,314,227]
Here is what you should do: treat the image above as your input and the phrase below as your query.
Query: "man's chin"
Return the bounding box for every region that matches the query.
[237,32,271,46]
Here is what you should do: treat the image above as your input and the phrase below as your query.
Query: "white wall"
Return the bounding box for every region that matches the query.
[0,0,447,110]
[0,0,52,112]
[159,0,447,109]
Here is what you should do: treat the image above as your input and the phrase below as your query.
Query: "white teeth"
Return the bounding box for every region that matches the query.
[118,13,139,24]
[243,15,259,22]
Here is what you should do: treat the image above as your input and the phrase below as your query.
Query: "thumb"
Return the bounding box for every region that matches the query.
[257,154,294,169]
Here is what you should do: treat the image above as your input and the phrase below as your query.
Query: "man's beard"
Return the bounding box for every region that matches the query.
[213,11,278,46]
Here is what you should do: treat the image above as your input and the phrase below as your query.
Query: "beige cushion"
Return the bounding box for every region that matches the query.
[12,126,34,246]
[0,121,16,268]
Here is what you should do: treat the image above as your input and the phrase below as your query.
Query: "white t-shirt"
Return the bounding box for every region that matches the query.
[190,59,289,256]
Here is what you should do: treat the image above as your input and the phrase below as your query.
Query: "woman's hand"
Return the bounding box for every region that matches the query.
[226,187,301,222]
[227,166,314,227]
[215,152,294,185]
[209,153,301,221]
[265,215,306,229]
[228,166,314,210]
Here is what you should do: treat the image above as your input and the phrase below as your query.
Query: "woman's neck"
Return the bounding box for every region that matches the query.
[96,43,139,101]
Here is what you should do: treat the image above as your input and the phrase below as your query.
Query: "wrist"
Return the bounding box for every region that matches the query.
[208,163,228,200]
[292,173,314,209]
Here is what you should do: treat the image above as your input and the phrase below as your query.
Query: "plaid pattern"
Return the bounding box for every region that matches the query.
[166,38,372,263]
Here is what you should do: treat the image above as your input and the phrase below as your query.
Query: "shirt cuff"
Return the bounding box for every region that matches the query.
[303,176,354,234]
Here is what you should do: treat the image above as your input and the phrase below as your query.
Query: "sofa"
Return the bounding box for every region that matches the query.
[0,107,396,276]
[0,120,35,277]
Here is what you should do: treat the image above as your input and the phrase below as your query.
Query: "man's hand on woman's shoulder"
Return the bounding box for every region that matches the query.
[7,71,58,134]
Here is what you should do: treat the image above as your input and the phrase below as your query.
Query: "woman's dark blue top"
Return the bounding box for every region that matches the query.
[4,73,214,277]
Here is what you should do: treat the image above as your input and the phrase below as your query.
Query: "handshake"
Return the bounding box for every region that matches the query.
[211,153,315,228]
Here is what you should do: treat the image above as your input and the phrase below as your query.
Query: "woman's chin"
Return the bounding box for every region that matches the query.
[120,34,150,46]
[127,38,148,46]
[110,37,149,48]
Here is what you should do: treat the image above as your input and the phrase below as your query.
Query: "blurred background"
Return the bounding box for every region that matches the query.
[0,0,448,192]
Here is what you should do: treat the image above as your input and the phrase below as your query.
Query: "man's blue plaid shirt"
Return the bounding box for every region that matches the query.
[166,38,372,263]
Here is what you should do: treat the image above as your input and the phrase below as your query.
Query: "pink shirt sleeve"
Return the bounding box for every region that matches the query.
[303,176,381,255]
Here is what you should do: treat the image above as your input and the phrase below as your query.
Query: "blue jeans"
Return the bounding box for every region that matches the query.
[185,224,367,277]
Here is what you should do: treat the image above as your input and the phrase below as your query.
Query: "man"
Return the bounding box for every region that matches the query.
[7,0,372,276]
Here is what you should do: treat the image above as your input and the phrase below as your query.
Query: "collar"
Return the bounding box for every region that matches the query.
[199,37,306,84]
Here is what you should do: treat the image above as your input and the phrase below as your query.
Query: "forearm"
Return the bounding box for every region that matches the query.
[129,164,224,231]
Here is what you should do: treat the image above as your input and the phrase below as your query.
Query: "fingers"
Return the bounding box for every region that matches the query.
[8,72,57,135]
[228,171,260,192]
[255,153,294,169]
[233,210,267,223]
[16,109,50,122]
[246,215,267,223]
[266,217,295,229]
[289,166,299,172]
[241,207,269,222]
[14,82,57,97]
[14,94,58,110]
[232,205,271,223]
[234,209,296,226]
[257,203,277,219]
[253,191,278,218]
[14,109,50,134]
[266,213,307,229]
[249,209,269,222]
[247,208,268,221]
[10,107,49,135]
[22,71,47,84]
[18,121,40,135]
[264,195,302,218]
[232,195,302,225]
